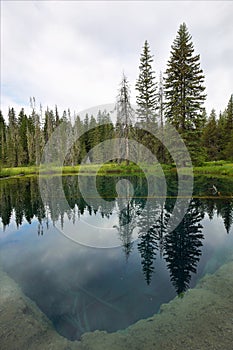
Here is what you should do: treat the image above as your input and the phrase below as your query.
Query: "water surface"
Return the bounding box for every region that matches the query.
[0,175,233,340]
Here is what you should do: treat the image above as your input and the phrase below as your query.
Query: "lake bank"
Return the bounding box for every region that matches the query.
[1,255,233,350]
[1,162,233,179]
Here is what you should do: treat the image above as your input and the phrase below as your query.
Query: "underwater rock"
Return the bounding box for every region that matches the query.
[1,261,233,350]
[0,266,83,350]
[81,260,233,350]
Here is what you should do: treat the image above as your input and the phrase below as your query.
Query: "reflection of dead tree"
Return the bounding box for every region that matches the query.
[37,223,44,236]
[114,201,137,260]
[137,199,159,284]
[151,203,170,257]
[114,179,138,260]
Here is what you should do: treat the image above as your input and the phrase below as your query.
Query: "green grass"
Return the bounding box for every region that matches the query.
[61,162,172,176]
[0,163,172,178]
[193,162,233,176]
[0,166,38,178]
[1,161,233,179]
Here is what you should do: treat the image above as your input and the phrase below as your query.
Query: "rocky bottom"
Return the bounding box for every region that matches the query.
[1,256,233,350]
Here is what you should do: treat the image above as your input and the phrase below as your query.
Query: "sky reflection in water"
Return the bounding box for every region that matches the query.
[0,175,233,340]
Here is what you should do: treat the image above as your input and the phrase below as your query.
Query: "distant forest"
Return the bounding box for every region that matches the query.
[1,23,233,168]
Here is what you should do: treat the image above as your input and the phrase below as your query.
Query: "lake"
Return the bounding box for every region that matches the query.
[0,175,233,341]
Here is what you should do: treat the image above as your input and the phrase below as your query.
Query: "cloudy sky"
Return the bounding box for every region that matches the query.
[1,1,232,119]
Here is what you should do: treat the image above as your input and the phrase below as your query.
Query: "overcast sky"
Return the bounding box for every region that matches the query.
[1,0,233,119]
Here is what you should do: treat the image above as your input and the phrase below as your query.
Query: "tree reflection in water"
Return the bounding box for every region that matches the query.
[0,175,233,294]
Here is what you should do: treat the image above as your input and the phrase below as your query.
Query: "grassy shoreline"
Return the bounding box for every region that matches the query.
[1,161,233,179]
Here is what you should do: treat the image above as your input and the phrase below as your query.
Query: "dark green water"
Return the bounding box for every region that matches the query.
[0,175,233,340]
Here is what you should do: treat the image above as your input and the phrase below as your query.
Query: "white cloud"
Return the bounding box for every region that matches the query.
[1,1,233,119]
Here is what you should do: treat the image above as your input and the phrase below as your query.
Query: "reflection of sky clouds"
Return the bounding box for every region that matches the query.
[55,205,139,248]
[0,210,39,239]
[202,212,233,247]
[1,223,173,339]
[1,198,233,339]
[198,212,233,274]
[79,207,119,229]
[0,216,171,299]
[2,204,232,252]
[1,220,125,288]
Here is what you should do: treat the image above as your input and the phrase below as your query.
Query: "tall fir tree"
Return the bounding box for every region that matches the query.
[202,109,218,160]
[18,108,29,165]
[164,23,206,165]
[94,110,114,163]
[225,94,233,133]
[135,41,159,159]
[216,111,227,160]
[0,111,7,166]
[135,40,158,123]
[31,108,41,166]
[223,94,233,159]
[73,114,86,164]
[7,107,18,166]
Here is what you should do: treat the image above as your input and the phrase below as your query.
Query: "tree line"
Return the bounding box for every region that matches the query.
[0,23,232,167]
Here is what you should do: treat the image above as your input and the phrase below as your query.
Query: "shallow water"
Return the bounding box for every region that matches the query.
[0,175,233,340]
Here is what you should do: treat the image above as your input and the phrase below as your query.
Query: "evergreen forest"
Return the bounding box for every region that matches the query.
[1,23,232,169]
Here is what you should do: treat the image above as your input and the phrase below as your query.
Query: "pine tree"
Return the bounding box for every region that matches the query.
[44,108,55,143]
[0,111,7,166]
[224,131,233,161]
[18,108,29,165]
[217,111,227,160]
[87,115,97,162]
[32,108,41,166]
[29,98,40,165]
[26,115,36,165]
[55,105,60,127]
[164,23,206,165]
[135,41,158,158]
[223,95,233,159]
[7,108,18,166]
[73,115,86,164]
[135,40,158,123]
[43,108,56,164]
[215,95,233,160]
[225,94,233,133]
[202,109,218,160]
[83,113,90,157]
